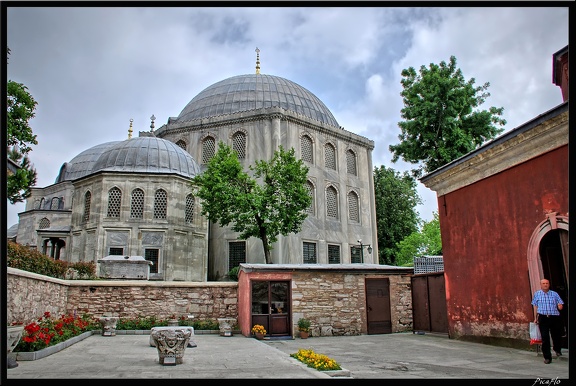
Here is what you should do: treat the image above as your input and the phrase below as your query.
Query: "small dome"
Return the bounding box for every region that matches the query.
[56,137,200,182]
[176,74,339,127]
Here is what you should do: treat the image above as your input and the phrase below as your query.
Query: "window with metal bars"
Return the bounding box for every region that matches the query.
[39,218,50,229]
[50,197,59,210]
[130,189,144,219]
[176,140,187,151]
[328,244,341,264]
[83,191,91,222]
[325,143,336,170]
[351,246,363,263]
[306,181,315,215]
[107,187,122,217]
[348,191,359,222]
[154,189,167,219]
[301,135,313,163]
[229,241,246,269]
[145,249,159,273]
[109,247,124,255]
[185,194,194,224]
[303,242,317,264]
[326,186,338,219]
[346,149,357,175]
[232,132,246,159]
[202,136,216,164]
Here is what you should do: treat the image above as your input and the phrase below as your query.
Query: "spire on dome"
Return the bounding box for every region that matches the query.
[128,118,133,139]
[255,47,260,74]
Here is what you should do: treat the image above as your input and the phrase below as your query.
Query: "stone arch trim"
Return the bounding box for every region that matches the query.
[527,212,569,295]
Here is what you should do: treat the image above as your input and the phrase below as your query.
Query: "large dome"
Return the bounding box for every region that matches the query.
[56,137,201,182]
[175,74,340,127]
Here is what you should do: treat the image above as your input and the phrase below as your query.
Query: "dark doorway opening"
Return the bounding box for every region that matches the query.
[251,281,291,337]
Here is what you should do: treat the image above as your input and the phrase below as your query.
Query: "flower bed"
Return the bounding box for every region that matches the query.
[290,348,342,371]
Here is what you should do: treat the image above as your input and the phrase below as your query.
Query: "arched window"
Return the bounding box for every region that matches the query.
[107,187,122,218]
[232,131,246,159]
[305,181,315,215]
[39,217,50,229]
[202,136,216,164]
[130,189,144,219]
[301,135,313,163]
[326,186,338,219]
[185,194,194,224]
[50,197,59,210]
[325,143,336,170]
[83,191,91,222]
[154,189,167,219]
[347,149,357,175]
[348,191,359,222]
[176,140,187,151]
[34,199,41,209]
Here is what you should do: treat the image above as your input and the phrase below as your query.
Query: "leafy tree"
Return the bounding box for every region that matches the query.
[191,142,311,264]
[373,165,421,265]
[389,55,506,178]
[6,47,38,203]
[395,212,442,267]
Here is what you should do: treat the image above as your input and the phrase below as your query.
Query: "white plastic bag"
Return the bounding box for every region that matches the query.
[530,322,542,345]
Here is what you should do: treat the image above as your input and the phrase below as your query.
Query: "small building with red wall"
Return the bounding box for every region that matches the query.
[420,46,569,348]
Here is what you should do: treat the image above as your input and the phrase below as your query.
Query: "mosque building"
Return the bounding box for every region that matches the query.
[11,50,378,281]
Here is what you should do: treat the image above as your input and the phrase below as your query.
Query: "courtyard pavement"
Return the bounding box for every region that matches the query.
[5,331,569,382]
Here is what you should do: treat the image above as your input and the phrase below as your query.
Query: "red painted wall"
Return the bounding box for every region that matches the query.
[437,145,568,341]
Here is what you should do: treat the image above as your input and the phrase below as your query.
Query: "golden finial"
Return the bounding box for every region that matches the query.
[128,118,133,139]
[150,114,156,132]
[255,47,260,74]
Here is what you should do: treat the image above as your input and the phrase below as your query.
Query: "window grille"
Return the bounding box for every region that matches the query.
[232,132,246,159]
[107,187,122,217]
[202,136,216,164]
[306,181,315,215]
[34,199,41,209]
[154,189,167,219]
[130,189,144,219]
[176,140,187,151]
[39,218,50,229]
[325,143,336,170]
[51,197,59,210]
[351,246,363,263]
[145,249,159,273]
[109,247,123,255]
[303,242,317,264]
[185,194,194,224]
[346,150,357,175]
[229,241,246,269]
[326,186,338,219]
[348,191,359,222]
[328,244,340,264]
[301,135,313,163]
[83,191,91,222]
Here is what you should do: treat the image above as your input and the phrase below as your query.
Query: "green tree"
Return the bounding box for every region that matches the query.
[7,47,39,203]
[191,142,311,264]
[395,212,442,267]
[373,165,421,265]
[389,55,506,178]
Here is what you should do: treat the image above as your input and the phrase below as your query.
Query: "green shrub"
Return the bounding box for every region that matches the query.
[226,266,240,281]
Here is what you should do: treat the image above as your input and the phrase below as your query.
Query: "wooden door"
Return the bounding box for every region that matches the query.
[251,281,290,337]
[365,278,392,334]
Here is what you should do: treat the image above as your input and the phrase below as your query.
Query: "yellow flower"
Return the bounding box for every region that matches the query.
[251,324,266,335]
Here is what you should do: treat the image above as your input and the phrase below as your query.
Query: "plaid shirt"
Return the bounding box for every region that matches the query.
[531,290,564,316]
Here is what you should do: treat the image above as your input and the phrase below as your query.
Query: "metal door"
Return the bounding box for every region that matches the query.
[365,278,392,334]
[412,272,448,334]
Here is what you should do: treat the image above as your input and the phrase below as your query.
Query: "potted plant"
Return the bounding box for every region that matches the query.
[297,318,311,339]
[251,324,266,340]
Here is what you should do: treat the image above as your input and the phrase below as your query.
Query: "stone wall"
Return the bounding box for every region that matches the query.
[290,271,413,336]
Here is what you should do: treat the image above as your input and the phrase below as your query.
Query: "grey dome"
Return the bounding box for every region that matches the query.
[56,137,201,182]
[176,74,340,127]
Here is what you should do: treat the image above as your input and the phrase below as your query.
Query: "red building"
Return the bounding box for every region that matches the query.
[420,46,569,348]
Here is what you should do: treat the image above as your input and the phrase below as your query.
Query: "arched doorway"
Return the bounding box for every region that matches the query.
[527,213,568,349]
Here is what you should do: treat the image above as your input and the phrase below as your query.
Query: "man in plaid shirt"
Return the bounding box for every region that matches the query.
[532,278,564,364]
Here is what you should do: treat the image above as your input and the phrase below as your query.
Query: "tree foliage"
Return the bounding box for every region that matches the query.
[395,212,442,267]
[191,142,311,264]
[373,165,421,265]
[7,47,39,203]
[389,55,506,178]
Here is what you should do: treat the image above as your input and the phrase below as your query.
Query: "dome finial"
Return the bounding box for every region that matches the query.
[255,47,260,74]
[150,115,156,132]
[128,118,133,139]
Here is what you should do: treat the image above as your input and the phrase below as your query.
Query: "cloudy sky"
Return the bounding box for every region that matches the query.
[5,5,569,228]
